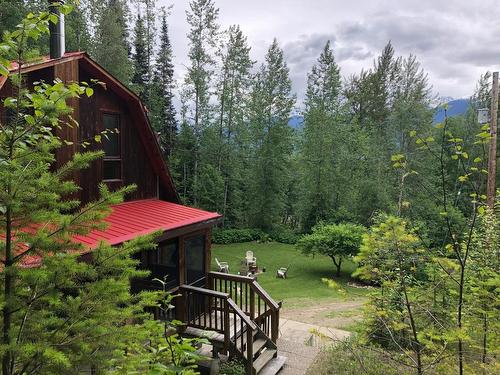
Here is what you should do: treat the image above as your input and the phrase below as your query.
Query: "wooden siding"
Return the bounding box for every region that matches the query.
[77,65,160,204]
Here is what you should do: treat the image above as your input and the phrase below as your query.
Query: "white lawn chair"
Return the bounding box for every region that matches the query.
[276,267,288,279]
[215,258,229,273]
[245,250,256,266]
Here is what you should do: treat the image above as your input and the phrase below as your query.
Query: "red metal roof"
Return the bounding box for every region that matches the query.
[17,199,221,268]
[73,199,222,249]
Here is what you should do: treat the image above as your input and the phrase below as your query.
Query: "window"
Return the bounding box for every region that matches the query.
[184,234,206,285]
[138,239,179,289]
[102,113,121,181]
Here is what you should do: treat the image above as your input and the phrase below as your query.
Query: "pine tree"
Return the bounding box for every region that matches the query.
[209,25,253,225]
[138,0,157,80]
[247,39,295,230]
[65,2,92,53]
[132,13,149,100]
[300,40,343,230]
[94,0,133,83]
[150,9,177,156]
[0,10,158,374]
[183,0,220,206]
[0,0,26,37]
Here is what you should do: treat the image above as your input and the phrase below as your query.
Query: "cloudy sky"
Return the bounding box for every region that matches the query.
[160,0,499,104]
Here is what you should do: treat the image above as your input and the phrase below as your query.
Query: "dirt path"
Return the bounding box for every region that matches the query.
[280,297,367,332]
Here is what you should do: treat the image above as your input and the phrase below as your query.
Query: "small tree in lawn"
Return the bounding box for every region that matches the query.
[0,7,199,375]
[297,223,364,276]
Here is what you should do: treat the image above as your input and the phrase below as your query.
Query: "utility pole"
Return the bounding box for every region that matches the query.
[487,72,499,208]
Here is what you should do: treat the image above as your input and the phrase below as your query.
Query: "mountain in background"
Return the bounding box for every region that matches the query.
[433,98,470,123]
[287,98,471,128]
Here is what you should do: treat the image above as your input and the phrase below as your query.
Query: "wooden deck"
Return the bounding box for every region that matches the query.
[178,272,284,374]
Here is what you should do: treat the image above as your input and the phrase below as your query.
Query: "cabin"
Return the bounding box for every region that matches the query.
[0,5,285,375]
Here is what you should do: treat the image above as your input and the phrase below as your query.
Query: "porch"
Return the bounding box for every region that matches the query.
[176,271,286,375]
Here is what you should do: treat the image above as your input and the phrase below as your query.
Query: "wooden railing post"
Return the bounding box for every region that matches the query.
[223,299,230,353]
[177,288,187,324]
[246,328,254,374]
[249,288,255,320]
[271,308,279,343]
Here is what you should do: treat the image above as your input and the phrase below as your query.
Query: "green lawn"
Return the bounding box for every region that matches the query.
[211,241,369,306]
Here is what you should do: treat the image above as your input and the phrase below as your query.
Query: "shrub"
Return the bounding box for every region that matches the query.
[212,228,265,244]
[268,225,300,244]
[307,339,412,375]
[219,360,245,375]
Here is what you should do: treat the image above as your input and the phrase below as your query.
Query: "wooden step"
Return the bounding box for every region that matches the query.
[253,348,277,374]
[252,338,268,355]
[257,355,287,375]
[241,337,268,359]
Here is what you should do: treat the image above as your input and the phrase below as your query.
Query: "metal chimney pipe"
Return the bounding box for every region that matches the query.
[48,0,65,59]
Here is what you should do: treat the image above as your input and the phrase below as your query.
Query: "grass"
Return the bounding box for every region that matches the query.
[211,241,370,306]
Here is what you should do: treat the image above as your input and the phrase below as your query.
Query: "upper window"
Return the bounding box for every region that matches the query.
[102,113,121,181]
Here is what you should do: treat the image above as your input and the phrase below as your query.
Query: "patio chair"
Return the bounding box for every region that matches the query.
[245,250,256,266]
[215,258,229,273]
[276,267,288,279]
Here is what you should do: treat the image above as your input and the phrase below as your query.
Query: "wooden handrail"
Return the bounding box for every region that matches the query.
[209,271,255,283]
[227,298,257,330]
[208,271,280,311]
[250,280,280,311]
[180,284,229,299]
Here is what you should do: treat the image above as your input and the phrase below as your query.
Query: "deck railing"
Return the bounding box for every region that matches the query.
[178,284,257,372]
[207,271,281,343]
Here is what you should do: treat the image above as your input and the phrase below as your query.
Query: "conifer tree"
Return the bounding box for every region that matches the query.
[0,9,158,374]
[183,0,220,206]
[247,39,295,229]
[150,9,177,156]
[94,0,133,83]
[132,13,149,100]
[137,0,157,79]
[209,25,253,225]
[300,41,343,230]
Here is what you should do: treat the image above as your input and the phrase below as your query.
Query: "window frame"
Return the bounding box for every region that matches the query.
[100,110,123,182]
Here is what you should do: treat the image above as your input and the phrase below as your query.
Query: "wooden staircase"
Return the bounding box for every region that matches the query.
[178,272,286,375]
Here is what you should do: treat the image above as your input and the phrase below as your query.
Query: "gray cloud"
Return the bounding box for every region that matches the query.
[162,0,500,102]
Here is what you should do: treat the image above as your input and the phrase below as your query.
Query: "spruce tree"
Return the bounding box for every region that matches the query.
[150,9,177,156]
[94,0,133,83]
[214,25,254,225]
[247,39,295,230]
[183,0,220,206]
[300,40,343,230]
[132,13,149,100]
[0,9,157,374]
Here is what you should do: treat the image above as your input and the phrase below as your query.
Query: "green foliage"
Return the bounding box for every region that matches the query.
[354,215,436,373]
[212,228,265,244]
[307,338,413,375]
[267,225,299,244]
[111,286,204,375]
[150,8,177,156]
[297,223,365,276]
[247,39,295,230]
[299,40,345,231]
[94,0,133,83]
[131,13,149,100]
[219,360,245,375]
[0,10,197,374]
